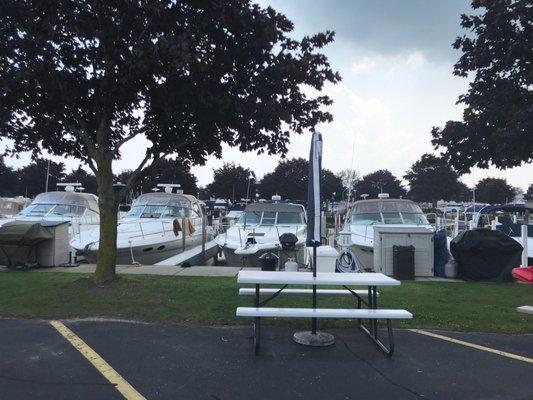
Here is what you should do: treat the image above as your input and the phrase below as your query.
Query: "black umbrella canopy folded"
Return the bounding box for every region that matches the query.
[0,221,53,246]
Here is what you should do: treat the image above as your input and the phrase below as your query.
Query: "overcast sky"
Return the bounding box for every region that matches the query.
[2,0,531,191]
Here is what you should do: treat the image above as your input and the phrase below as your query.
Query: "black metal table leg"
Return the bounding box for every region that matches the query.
[356,297,362,327]
[357,285,395,357]
[367,286,373,335]
[359,318,395,357]
[254,283,261,355]
[372,286,378,339]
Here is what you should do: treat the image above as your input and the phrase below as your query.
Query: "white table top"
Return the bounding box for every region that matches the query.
[237,271,401,286]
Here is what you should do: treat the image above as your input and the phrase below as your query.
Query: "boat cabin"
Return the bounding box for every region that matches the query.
[123,193,203,220]
[238,203,306,226]
[348,199,429,226]
[17,191,99,223]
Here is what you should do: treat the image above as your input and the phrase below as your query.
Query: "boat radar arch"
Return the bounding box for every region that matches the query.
[156,183,183,194]
[57,183,82,193]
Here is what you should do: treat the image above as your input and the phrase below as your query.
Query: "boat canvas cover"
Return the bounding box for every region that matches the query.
[32,191,99,213]
[133,193,196,208]
[245,203,304,213]
[479,204,533,214]
[0,221,53,246]
[450,228,523,282]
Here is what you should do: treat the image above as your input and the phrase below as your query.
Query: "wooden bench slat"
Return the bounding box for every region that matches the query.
[236,307,412,319]
[238,288,378,297]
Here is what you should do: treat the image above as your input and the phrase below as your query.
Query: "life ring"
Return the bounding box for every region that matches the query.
[173,219,180,236]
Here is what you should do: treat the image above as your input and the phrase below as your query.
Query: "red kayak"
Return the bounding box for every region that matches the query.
[512,266,533,284]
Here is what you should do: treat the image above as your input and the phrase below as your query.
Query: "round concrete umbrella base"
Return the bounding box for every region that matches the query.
[293,331,335,346]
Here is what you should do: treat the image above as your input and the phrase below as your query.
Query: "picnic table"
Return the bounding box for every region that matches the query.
[236,270,412,356]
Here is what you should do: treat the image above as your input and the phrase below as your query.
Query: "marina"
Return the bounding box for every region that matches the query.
[0,1,531,399]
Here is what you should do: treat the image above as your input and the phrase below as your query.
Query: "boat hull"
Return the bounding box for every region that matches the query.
[81,234,206,265]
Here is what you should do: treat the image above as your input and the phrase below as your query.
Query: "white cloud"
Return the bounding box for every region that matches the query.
[350,51,428,75]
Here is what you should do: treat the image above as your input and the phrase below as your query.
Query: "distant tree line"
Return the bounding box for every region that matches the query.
[1,153,528,206]
[0,156,196,198]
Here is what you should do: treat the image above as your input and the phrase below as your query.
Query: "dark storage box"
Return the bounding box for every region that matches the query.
[393,245,415,280]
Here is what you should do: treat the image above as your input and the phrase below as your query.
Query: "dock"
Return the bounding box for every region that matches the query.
[154,240,220,267]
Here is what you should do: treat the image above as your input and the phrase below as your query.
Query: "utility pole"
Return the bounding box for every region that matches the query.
[45,159,51,193]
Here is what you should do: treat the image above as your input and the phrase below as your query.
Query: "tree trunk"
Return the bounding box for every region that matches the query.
[93,156,119,284]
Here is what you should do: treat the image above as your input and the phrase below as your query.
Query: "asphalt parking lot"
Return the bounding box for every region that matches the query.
[0,318,532,400]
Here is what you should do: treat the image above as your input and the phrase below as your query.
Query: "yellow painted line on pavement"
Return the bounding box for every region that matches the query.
[50,320,146,400]
[409,329,533,364]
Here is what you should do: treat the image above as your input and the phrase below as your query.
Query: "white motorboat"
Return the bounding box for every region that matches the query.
[215,202,308,268]
[71,185,213,265]
[341,194,432,270]
[0,184,99,237]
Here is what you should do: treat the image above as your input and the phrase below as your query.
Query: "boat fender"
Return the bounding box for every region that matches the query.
[173,219,181,236]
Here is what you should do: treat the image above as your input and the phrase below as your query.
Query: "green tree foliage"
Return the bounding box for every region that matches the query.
[116,159,197,197]
[259,157,343,201]
[431,0,532,173]
[207,163,254,202]
[526,184,533,200]
[355,170,406,199]
[16,159,66,198]
[0,157,17,197]
[64,168,98,195]
[475,177,516,205]
[0,1,339,282]
[404,154,467,203]
[456,181,473,203]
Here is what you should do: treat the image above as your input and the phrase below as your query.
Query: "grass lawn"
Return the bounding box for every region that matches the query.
[0,271,532,333]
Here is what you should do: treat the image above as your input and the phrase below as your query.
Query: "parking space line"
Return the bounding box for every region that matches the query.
[50,320,146,400]
[409,329,533,364]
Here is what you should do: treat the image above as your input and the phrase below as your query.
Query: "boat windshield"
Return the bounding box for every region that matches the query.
[124,205,191,219]
[19,203,85,217]
[237,211,304,226]
[350,201,429,225]
[19,204,54,217]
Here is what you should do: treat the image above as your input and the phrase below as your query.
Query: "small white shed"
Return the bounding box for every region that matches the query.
[373,226,434,277]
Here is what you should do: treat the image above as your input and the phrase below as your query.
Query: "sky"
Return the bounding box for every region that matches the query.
[2,0,532,191]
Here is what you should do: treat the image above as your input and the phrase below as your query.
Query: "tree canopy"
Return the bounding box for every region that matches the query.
[64,167,98,195]
[116,159,197,197]
[526,184,533,201]
[404,154,467,204]
[475,177,516,205]
[431,0,532,173]
[0,0,339,282]
[259,157,343,202]
[16,159,66,198]
[0,157,17,197]
[355,170,406,200]
[207,163,255,202]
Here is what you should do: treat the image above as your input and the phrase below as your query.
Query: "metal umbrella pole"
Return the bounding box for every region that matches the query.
[312,243,317,334]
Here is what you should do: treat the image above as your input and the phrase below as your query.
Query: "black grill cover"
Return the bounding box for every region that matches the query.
[450,229,523,282]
